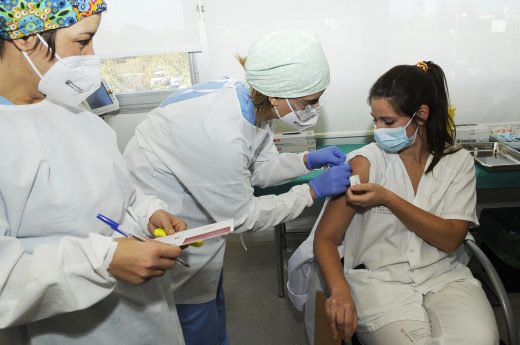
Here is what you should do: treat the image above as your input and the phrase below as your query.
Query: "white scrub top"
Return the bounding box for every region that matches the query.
[124,80,313,304]
[0,100,184,344]
[343,143,478,332]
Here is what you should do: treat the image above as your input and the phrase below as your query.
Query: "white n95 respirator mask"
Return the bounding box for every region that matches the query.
[22,34,101,107]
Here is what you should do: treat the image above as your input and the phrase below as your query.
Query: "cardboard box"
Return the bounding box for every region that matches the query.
[455,124,490,143]
[274,139,316,146]
[275,144,316,153]
[274,130,315,144]
[315,291,344,345]
[274,130,316,153]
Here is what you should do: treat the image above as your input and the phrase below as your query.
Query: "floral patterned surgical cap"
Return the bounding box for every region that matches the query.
[0,0,107,40]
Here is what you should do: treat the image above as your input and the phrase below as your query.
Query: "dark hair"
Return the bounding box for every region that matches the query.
[368,61,459,174]
[0,30,56,59]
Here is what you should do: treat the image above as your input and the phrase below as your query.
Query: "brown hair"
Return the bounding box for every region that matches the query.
[237,54,276,126]
[0,30,56,59]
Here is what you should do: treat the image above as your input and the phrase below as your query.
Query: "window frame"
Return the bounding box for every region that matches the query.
[113,51,201,113]
[99,0,206,114]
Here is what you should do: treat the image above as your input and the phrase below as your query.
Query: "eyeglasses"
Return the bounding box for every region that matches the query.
[286,93,327,121]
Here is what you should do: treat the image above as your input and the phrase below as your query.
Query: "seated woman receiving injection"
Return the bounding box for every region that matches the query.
[314,61,499,345]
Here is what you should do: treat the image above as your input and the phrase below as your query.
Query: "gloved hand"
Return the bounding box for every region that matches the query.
[309,164,352,198]
[306,146,346,170]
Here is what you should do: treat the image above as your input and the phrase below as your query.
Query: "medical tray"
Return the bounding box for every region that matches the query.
[461,142,520,171]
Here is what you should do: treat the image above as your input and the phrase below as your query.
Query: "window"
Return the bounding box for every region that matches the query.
[101,53,192,94]
[94,0,203,109]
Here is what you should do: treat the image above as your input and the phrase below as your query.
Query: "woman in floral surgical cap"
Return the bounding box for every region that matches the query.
[0,1,188,344]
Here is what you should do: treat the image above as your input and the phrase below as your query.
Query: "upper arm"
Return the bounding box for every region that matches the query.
[314,195,355,246]
[349,155,371,183]
[442,152,478,224]
[315,154,372,244]
[442,155,476,244]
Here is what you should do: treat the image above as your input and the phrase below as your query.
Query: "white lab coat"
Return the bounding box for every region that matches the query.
[0,100,184,344]
[124,82,314,304]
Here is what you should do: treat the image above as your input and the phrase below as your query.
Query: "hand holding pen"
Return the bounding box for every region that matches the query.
[97,213,189,285]
[108,237,183,284]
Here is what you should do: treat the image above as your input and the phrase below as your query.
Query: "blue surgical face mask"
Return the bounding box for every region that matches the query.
[373,113,419,153]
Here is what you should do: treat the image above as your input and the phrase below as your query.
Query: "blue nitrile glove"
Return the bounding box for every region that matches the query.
[306,146,346,170]
[309,164,352,198]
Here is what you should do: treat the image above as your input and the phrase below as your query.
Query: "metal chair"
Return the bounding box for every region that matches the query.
[318,242,518,345]
[465,239,519,345]
[291,237,518,345]
[274,223,287,298]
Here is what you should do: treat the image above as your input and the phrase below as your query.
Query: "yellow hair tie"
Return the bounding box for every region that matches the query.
[416,61,429,73]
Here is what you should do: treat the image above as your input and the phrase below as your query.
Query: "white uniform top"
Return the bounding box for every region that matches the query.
[343,143,478,332]
[0,100,184,345]
[124,80,313,304]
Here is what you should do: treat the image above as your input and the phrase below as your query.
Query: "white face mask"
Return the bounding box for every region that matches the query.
[22,34,101,107]
[274,99,320,131]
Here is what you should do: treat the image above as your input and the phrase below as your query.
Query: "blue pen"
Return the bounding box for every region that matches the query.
[96,213,190,268]
[96,213,130,237]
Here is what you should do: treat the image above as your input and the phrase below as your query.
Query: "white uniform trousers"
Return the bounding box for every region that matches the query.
[356,279,499,345]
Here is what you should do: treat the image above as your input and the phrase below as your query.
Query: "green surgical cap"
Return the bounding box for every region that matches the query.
[244,31,330,98]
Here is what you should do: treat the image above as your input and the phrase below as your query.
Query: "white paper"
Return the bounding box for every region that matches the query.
[155,219,234,246]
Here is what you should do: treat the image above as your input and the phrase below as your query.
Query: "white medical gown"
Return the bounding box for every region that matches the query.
[0,100,184,344]
[124,81,314,304]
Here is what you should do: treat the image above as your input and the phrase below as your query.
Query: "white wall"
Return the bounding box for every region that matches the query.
[104,112,148,152]
[109,0,520,146]
[197,0,520,137]
[106,1,520,241]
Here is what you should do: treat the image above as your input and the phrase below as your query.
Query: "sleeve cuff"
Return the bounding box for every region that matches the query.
[101,240,118,277]
[299,152,312,172]
[300,183,314,207]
